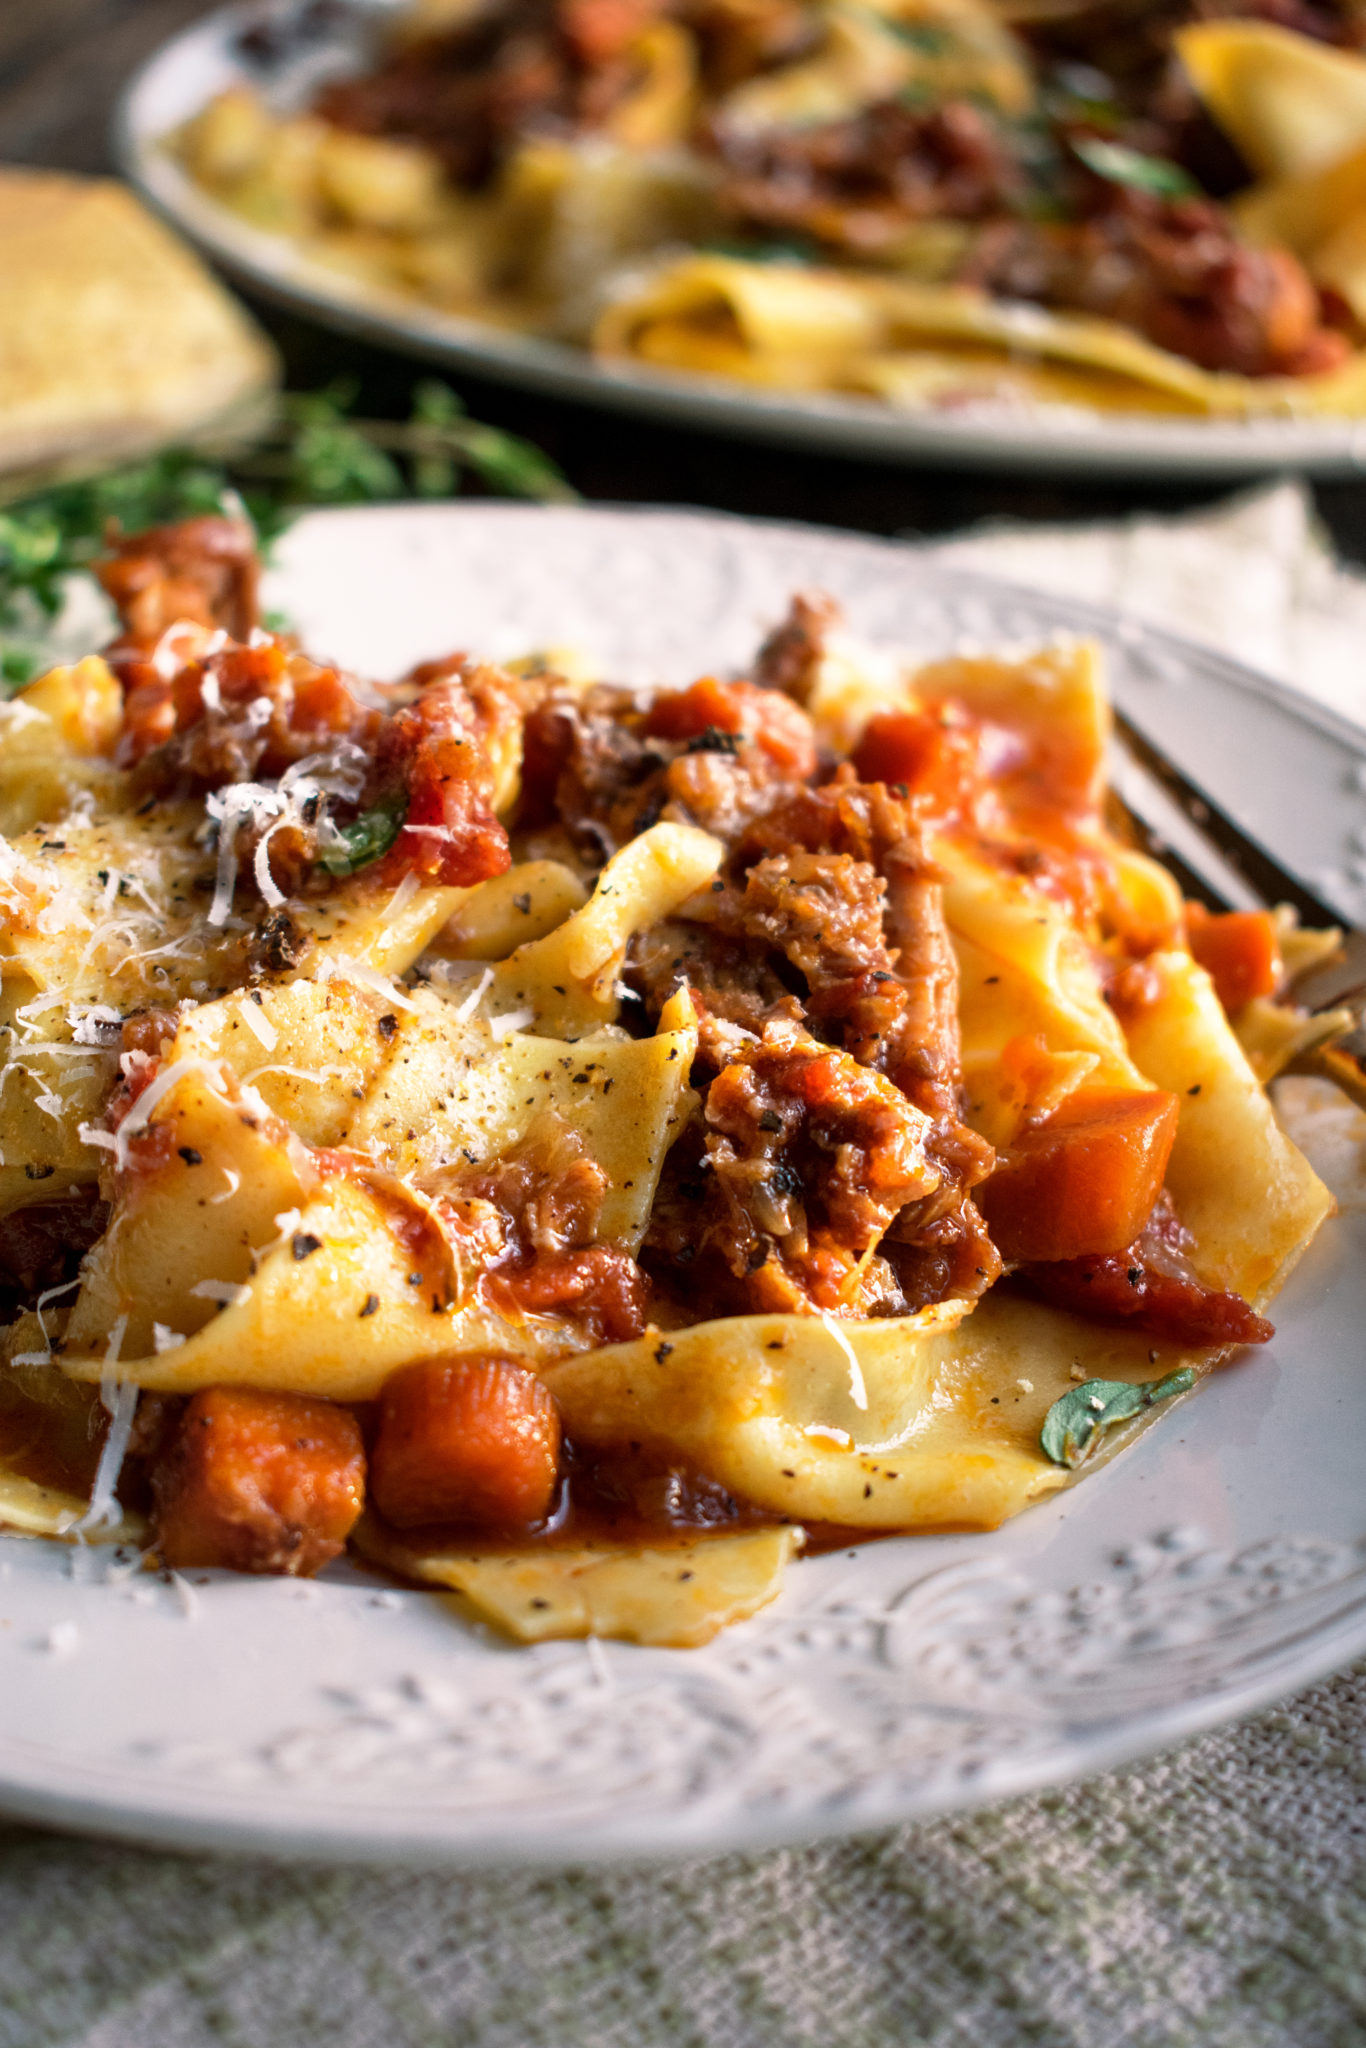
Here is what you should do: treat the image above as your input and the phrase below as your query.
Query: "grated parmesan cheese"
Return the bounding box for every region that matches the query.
[70,1319,137,1540]
[316,954,418,1013]
[452,967,494,1023]
[382,870,420,925]
[189,1279,253,1308]
[236,999,278,1052]
[820,1312,869,1413]
[169,1572,200,1621]
[490,1006,535,1040]
[35,1276,81,1349]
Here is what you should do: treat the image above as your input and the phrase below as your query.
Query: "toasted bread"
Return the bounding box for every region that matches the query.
[0,168,277,476]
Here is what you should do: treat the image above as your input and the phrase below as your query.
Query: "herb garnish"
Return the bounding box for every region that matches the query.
[0,379,575,688]
[1040,1369,1197,1469]
[318,796,408,877]
[1071,137,1199,202]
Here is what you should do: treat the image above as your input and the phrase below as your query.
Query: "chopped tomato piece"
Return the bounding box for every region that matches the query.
[644,676,817,781]
[370,1354,561,1531]
[852,705,981,818]
[153,1388,365,1576]
[1186,904,1283,1014]
[981,1087,1179,1263]
[378,680,511,887]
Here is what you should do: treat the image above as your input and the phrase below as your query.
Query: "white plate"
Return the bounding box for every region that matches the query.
[118,0,1366,481]
[3,502,1364,1867]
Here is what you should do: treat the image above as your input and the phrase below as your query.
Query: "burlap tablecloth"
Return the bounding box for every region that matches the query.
[4,483,1363,2048]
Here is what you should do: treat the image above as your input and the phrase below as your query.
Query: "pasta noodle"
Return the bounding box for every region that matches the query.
[0,513,1338,1644]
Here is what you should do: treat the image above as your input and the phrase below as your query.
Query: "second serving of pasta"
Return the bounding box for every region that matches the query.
[174,0,1366,421]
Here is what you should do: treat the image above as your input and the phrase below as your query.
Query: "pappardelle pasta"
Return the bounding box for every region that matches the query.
[0,514,1339,1644]
[171,0,1366,421]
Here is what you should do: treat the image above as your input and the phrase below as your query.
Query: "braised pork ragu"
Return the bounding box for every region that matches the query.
[958,187,1349,381]
[750,588,840,704]
[111,637,515,900]
[315,0,674,188]
[521,670,819,858]
[713,98,1025,254]
[0,1191,109,1324]
[97,513,261,644]
[3,518,1289,1587]
[438,1118,651,1345]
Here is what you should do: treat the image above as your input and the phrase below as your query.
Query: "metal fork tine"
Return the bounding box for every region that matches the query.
[1104,787,1235,915]
[1112,707,1366,1110]
[1113,707,1341,928]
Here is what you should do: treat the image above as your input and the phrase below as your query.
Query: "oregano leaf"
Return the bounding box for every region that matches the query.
[1041,1368,1197,1469]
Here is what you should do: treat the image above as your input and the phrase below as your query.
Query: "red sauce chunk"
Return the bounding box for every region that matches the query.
[1020,1195,1273,1349]
[370,1354,562,1531]
[152,1388,366,1576]
[1023,1250,1273,1349]
[982,1087,1179,1263]
[378,675,512,887]
[486,1246,648,1345]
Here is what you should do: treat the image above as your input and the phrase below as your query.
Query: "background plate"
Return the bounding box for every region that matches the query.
[120,0,1366,481]
[1,502,1363,1867]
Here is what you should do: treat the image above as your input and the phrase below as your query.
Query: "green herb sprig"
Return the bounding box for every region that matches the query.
[1040,1369,1197,1470]
[0,379,575,687]
[1071,137,1199,202]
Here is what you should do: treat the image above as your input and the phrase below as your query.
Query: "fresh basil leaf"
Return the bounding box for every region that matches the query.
[317,798,407,877]
[1041,1368,1197,1469]
[1072,137,1199,201]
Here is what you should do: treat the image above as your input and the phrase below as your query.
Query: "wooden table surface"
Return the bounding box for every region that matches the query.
[8,0,1366,558]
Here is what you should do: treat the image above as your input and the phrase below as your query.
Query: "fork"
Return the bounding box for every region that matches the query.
[1109,706,1366,1113]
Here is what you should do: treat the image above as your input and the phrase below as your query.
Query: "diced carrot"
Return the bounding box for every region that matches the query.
[153,1387,365,1577]
[370,1354,561,1531]
[1185,903,1283,1014]
[981,1087,1180,1263]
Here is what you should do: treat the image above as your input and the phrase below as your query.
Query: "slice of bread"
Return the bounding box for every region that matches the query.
[0,168,278,477]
